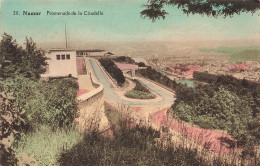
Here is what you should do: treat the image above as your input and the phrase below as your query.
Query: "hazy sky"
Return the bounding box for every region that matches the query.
[0,0,259,44]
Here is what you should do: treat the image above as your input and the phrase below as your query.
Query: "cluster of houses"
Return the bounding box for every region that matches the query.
[226,62,250,72]
[166,64,200,76]
[200,61,260,82]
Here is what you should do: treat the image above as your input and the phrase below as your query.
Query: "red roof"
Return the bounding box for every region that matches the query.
[166,65,200,76]
[115,63,138,70]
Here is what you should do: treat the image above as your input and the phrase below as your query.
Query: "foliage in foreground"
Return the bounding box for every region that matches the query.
[0,33,80,165]
[13,125,83,166]
[0,92,23,165]
[0,75,78,130]
[141,0,260,22]
[14,105,202,166]
[59,106,257,166]
[58,124,203,166]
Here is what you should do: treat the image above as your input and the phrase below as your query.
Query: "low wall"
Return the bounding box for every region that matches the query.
[75,58,110,135]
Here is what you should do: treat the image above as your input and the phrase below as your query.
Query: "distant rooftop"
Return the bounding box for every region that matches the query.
[76,49,105,53]
[49,48,76,52]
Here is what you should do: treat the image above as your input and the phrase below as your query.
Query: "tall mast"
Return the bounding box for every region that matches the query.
[65,22,68,48]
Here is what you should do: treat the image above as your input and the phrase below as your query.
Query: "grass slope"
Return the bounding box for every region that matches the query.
[13,125,83,166]
[58,107,204,166]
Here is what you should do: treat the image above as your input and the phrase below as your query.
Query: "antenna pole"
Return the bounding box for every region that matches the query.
[65,22,67,48]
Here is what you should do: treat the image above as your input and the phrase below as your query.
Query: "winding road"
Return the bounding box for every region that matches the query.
[88,58,234,154]
[89,58,174,106]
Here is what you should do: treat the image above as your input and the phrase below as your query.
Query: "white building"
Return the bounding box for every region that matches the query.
[41,49,78,79]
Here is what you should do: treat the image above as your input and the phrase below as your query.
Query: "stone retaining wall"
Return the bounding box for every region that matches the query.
[75,58,110,135]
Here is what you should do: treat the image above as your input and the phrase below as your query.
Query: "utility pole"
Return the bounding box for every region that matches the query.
[65,22,68,48]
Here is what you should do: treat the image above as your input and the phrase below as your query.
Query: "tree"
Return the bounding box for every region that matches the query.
[137,62,146,67]
[20,37,47,79]
[0,33,47,80]
[114,56,135,64]
[141,0,260,22]
[0,33,23,79]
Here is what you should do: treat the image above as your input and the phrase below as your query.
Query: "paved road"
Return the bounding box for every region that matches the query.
[89,58,174,106]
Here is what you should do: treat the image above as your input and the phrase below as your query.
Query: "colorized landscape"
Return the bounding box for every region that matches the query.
[1,0,260,165]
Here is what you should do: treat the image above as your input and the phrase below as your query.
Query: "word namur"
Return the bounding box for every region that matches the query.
[23,11,41,15]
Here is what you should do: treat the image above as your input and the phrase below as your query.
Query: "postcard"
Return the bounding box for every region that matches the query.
[0,0,259,165]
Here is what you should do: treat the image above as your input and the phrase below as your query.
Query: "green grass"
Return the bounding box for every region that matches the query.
[125,90,155,99]
[105,106,126,126]
[12,106,255,166]
[13,125,83,166]
[58,113,204,166]
[12,106,126,166]
[199,46,260,62]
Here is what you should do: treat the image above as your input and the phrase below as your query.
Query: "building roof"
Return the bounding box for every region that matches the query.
[49,48,76,52]
[76,49,105,53]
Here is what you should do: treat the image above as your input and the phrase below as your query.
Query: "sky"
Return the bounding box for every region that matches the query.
[0,0,259,44]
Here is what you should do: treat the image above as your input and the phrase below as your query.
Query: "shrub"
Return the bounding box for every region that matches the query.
[0,75,78,130]
[174,102,193,122]
[0,91,24,165]
[58,107,206,165]
[174,87,253,129]
[137,62,146,67]
[125,80,155,99]
[126,90,155,99]
[193,71,217,83]
[193,72,260,116]
[99,58,125,86]
[132,80,150,93]
[172,73,258,148]
[113,56,135,64]
[137,66,179,90]
[58,125,203,166]
[42,78,78,128]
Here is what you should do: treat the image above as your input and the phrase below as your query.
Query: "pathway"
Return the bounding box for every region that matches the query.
[89,58,174,106]
[89,58,235,155]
